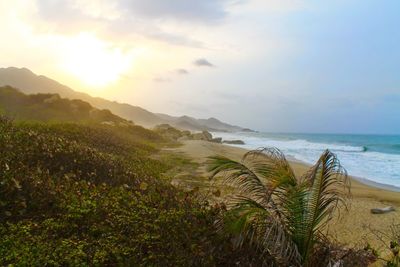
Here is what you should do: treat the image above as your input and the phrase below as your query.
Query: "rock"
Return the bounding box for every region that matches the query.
[154,124,184,140]
[191,132,207,140]
[202,130,213,141]
[370,206,395,214]
[211,137,222,143]
[191,130,213,141]
[223,139,245,145]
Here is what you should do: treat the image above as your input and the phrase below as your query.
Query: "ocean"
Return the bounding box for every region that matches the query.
[212,131,400,190]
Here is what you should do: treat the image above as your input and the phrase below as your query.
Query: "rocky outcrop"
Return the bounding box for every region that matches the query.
[202,131,212,141]
[154,124,246,146]
[223,140,245,145]
[154,125,217,142]
[190,130,212,141]
[154,124,184,140]
[210,137,222,143]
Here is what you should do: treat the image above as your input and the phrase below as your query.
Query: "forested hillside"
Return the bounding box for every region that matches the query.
[0,86,127,124]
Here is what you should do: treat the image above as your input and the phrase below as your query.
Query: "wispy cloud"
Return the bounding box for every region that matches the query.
[194,58,214,67]
[117,0,235,23]
[36,0,234,23]
[153,77,171,83]
[176,68,189,74]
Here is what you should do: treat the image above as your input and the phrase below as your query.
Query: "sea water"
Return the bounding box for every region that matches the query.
[213,131,400,190]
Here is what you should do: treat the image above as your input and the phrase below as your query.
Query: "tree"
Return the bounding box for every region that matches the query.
[208,148,350,266]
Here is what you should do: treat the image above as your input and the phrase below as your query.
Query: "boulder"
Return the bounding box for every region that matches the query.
[211,137,222,143]
[370,206,395,214]
[154,124,183,140]
[202,130,213,141]
[223,139,245,145]
[191,130,213,141]
[192,132,207,140]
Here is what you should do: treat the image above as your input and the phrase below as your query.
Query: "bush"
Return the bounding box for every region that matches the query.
[0,117,265,266]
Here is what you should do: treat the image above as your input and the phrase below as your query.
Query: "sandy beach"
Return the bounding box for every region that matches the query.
[170,140,400,251]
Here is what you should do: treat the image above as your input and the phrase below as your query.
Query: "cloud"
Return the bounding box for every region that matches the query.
[117,0,236,23]
[153,77,171,83]
[140,28,205,48]
[231,0,306,13]
[176,68,189,74]
[194,58,214,67]
[34,0,229,47]
[34,0,115,35]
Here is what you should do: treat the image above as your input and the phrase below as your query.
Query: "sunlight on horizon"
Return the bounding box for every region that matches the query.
[60,33,135,88]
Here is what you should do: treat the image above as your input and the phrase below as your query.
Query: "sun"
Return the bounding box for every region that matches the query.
[61,33,132,88]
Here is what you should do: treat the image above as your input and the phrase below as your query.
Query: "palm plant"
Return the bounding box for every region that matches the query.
[207,148,350,267]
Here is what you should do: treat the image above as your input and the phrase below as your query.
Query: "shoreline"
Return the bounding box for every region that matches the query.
[211,131,400,193]
[222,142,400,193]
[170,140,400,249]
[172,140,400,204]
[287,153,400,193]
[351,175,400,193]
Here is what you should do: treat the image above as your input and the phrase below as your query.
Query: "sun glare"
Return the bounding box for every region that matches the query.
[61,33,132,88]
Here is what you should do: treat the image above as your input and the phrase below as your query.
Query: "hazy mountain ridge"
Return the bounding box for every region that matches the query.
[0,67,161,127]
[0,67,252,132]
[0,86,128,124]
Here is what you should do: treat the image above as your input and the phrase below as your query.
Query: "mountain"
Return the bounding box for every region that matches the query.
[154,114,249,132]
[198,117,244,132]
[0,86,128,124]
[159,115,244,132]
[0,67,253,132]
[0,67,161,127]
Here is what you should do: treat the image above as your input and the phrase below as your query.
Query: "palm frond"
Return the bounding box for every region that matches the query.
[298,149,350,263]
[207,155,270,202]
[243,148,300,219]
[207,148,297,204]
[278,183,308,242]
[221,196,302,266]
[207,148,350,266]
[243,148,297,190]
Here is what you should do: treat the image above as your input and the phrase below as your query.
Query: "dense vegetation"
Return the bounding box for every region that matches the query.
[0,117,265,266]
[0,86,127,124]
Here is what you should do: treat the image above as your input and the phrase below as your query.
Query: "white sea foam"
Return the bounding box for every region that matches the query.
[213,132,400,189]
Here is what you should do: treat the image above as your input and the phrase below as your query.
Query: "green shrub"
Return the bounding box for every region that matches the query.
[0,116,265,266]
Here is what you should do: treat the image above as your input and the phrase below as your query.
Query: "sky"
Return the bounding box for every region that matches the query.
[0,0,399,134]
